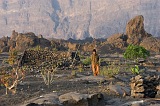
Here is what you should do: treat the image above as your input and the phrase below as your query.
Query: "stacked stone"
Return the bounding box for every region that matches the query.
[130,75,160,98]
[156,85,160,98]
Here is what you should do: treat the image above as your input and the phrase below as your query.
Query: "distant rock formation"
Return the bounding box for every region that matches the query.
[100,15,160,53]
[1,15,160,53]
[126,15,151,45]
[0,0,160,39]
[0,31,51,52]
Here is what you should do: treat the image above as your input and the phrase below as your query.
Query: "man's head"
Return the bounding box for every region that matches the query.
[93,49,96,54]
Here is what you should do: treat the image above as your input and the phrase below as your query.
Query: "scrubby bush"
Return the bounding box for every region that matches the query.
[78,64,84,72]
[100,62,120,78]
[123,44,150,61]
[0,67,25,94]
[131,65,140,75]
[82,57,91,66]
[8,49,18,65]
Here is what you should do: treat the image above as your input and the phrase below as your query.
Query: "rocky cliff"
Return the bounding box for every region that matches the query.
[0,0,160,39]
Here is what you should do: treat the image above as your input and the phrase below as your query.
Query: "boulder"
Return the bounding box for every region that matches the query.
[108,83,130,96]
[59,92,104,106]
[21,93,61,106]
[126,15,151,45]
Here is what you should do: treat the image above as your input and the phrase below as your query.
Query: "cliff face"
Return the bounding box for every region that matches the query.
[0,0,160,39]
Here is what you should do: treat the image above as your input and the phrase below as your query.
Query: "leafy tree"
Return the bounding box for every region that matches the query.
[123,44,150,61]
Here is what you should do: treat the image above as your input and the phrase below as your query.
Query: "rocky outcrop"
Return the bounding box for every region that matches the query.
[15,32,38,51]
[125,15,160,52]
[126,15,151,45]
[126,15,147,37]
[0,31,51,52]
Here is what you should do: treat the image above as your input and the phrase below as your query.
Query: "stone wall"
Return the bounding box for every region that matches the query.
[130,75,160,98]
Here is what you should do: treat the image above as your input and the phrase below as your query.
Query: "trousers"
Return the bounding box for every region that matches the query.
[92,63,100,76]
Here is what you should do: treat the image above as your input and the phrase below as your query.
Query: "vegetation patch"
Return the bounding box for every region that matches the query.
[100,62,120,78]
[123,44,150,62]
[82,57,91,66]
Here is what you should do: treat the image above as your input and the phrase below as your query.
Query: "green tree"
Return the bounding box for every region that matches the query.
[123,44,150,62]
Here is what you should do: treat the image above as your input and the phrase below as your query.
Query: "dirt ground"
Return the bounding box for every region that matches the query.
[0,53,160,106]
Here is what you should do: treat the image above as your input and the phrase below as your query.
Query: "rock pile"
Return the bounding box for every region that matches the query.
[156,85,160,98]
[130,75,160,98]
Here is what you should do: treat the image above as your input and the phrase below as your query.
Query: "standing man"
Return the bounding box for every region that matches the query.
[91,49,100,76]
